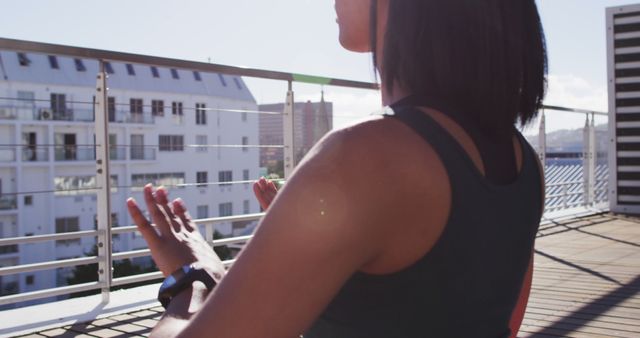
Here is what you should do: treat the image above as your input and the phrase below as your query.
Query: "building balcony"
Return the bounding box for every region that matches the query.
[54,147,96,162]
[21,147,49,162]
[109,147,126,161]
[112,111,155,125]
[0,245,18,255]
[0,195,17,210]
[0,106,17,120]
[36,108,95,122]
[0,149,15,162]
[130,148,156,161]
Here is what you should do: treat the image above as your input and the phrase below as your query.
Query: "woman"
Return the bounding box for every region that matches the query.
[127,0,546,337]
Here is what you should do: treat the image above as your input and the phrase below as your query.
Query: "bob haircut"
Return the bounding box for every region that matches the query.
[372,0,547,137]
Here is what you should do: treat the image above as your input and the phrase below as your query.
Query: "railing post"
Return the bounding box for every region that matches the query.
[283,81,295,180]
[583,113,596,207]
[563,184,568,209]
[205,223,214,247]
[95,61,113,303]
[538,110,546,168]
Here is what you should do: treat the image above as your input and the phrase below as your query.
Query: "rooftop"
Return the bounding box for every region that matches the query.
[0,212,637,337]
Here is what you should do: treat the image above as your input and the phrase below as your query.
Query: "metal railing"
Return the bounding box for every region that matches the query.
[0,37,610,308]
[536,106,609,211]
[0,37,377,306]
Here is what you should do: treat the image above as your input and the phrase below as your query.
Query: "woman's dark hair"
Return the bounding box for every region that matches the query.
[372,0,547,135]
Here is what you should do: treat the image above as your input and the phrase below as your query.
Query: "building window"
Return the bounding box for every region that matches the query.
[241,111,247,122]
[242,136,249,152]
[196,103,207,125]
[126,63,136,76]
[233,77,243,90]
[55,217,80,246]
[107,97,116,122]
[172,101,183,116]
[74,59,86,72]
[219,202,233,217]
[243,169,250,181]
[152,100,164,117]
[171,68,179,79]
[159,135,184,151]
[17,53,30,66]
[243,200,250,214]
[197,171,208,188]
[151,66,160,78]
[48,55,59,69]
[218,171,233,186]
[193,71,202,81]
[197,205,209,219]
[24,195,33,206]
[50,93,67,116]
[130,98,143,114]
[196,135,208,152]
[25,275,35,285]
[104,62,114,74]
[218,74,227,87]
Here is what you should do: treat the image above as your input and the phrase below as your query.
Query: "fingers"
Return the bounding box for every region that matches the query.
[154,187,182,233]
[253,180,270,210]
[173,198,197,232]
[268,180,278,192]
[126,197,160,246]
[143,184,174,237]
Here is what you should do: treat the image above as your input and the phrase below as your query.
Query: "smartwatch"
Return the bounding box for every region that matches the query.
[158,264,217,309]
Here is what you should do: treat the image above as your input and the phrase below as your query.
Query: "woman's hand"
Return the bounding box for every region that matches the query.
[126,184,225,281]
[253,177,278,210]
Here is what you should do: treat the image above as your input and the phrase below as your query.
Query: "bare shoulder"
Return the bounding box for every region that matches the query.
[300,115,452,274]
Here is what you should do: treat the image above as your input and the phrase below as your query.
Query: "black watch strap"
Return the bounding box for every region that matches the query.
[158,264,217,309]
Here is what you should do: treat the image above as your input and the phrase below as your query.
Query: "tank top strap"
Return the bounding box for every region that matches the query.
[386,105,481,185]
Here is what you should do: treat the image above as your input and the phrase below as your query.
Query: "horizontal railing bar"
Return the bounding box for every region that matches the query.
[194,213,264,225]
[111,271,163,287]
[113,214,263,235]
[0,282,101,306]
[0,230,98,246]
[541,105,607,116]
[212,235,253,246]
[112,249,151,261]
[0,256,99,276]
[0,37,379,90]
[111,236,253,262]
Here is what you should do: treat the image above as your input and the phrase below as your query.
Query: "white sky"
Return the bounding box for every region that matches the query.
[1,0,638,133]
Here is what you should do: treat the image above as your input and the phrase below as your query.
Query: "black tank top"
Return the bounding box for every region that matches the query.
[304,105,543,338]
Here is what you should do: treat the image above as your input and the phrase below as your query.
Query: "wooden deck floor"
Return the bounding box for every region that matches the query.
[519,213,640,337]
[13,213,640,338]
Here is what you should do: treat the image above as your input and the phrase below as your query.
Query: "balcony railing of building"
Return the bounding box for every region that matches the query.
[54,146,96,162]
[0,37,610,308]
[21,147,49,162]
[0,195,17,211]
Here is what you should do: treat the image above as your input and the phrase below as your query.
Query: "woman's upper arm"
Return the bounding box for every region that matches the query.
[178,129,392,338]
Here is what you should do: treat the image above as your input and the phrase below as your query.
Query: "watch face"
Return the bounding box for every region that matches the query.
[160,265,191,290]
[160,275,178,289]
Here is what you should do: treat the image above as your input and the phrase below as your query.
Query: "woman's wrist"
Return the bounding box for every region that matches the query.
[165,281,211,318]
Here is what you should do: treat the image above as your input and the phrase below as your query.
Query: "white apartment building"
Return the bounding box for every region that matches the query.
[0,50,260,302]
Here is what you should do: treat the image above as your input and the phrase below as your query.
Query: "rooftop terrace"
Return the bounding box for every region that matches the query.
[0,37,632,337]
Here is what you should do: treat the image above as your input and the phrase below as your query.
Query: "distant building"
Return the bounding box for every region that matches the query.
[0,49,260,305]
[258,93,333,170]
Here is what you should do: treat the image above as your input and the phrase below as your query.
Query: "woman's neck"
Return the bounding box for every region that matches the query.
[381,81,409,106]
